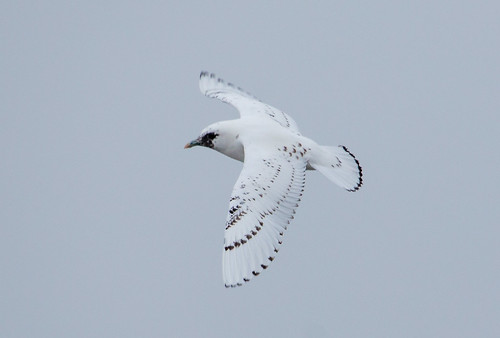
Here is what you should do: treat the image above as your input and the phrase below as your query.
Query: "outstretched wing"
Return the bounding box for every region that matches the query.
[199,71,301,134]
[222,143,307,287]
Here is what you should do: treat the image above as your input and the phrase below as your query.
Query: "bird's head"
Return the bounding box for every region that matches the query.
[184,122,224,150]
[185,121,244,162]
[184,130,219,149]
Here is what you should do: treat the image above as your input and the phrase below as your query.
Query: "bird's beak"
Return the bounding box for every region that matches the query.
[184,138,201,149]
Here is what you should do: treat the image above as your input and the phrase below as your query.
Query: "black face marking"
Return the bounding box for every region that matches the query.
[200,132,219,148]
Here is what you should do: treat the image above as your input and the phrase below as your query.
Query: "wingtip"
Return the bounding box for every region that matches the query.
[199,71,214,95]
[200,70,208,79]
[223,245,283,288]
[224,282,243,288]
[200,70,215,80]
[198,71,259,101]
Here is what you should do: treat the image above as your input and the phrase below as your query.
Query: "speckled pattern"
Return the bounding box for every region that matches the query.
[222,143,306,287]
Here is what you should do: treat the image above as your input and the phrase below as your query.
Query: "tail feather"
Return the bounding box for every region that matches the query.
[309,145,363,192]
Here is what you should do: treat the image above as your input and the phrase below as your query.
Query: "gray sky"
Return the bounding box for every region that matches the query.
[1,1,499,337]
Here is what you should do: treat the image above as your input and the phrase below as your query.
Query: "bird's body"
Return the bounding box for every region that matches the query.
[204,117,316,164]
[186,72,363,287]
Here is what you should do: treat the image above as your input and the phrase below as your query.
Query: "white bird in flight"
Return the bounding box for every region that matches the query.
[185,72,363,287]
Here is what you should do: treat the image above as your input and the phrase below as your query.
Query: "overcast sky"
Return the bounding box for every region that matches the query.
[2,1,499,337]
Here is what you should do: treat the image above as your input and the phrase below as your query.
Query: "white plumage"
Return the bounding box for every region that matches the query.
[186,72,363,287]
